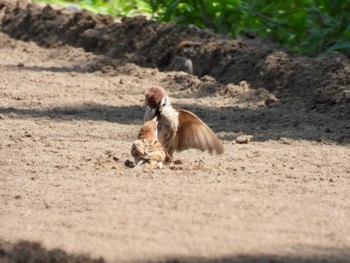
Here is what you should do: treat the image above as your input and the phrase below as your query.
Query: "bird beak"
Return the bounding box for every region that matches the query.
[144,106,157,121]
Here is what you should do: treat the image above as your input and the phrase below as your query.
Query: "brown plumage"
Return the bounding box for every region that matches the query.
[167,40,200,74]
[131,120,167,169]
[144,86,167,109]
[144,87,224,162]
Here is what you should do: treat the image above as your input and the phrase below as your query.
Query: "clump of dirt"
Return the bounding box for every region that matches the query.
[218,81,278,108]
[0,0,349,110]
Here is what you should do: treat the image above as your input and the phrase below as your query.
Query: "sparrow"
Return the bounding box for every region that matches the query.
[131,120,168,170]
[144,86,224,162]
[167,41,200,74]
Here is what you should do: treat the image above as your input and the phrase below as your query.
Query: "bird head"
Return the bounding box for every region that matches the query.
[138,120,158,140]
[175,41,200,58]
[144,86,170,118]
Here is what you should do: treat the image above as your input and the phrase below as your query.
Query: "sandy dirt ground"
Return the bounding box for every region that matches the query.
[1,1,350,263]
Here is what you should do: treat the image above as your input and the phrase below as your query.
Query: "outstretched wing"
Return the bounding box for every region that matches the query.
[176,109,224,154]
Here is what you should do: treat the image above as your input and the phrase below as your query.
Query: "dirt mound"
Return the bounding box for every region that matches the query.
[0,0,349,108]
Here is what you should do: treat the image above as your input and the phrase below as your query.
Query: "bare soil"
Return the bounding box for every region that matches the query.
[0,1,350,263]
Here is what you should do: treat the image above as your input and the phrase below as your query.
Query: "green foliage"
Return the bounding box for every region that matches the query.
[34,0,152,16]
[35,0,110,14]
[106,0,153,17]
[34,0,350,57]
[147,0,350,57]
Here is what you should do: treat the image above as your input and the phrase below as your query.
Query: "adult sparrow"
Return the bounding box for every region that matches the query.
[168,40,200,74]
[144,86,224,162]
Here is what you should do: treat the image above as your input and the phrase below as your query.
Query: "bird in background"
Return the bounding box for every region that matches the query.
[144,86,224,163]
[131,120,168,170]
[167,40,200,75]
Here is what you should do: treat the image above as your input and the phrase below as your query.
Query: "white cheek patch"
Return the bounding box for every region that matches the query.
[161,96,170,106]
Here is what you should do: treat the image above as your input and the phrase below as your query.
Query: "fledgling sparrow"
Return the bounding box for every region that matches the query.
[131,120,167,169]
[168,41,200,74]
[144,87,224,162]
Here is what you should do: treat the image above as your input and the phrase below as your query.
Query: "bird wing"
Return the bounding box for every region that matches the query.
[131,139,166,162]
[168,56,188,72]
[144,141,167,162]
[131,139,146,158]
[176,109,224,154]
[167,59,175,71]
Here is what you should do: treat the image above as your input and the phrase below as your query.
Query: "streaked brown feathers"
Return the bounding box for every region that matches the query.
[176,109,224,154]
